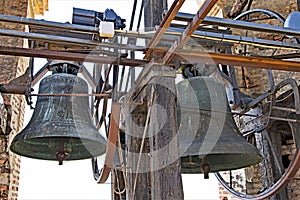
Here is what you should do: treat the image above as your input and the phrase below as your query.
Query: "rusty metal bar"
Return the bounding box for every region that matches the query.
[143,0,185,60]
[0,46,147,67]
[177,50,300,72]
[3,45,300,72]
[97,103,121,184]
[163,0,218,64]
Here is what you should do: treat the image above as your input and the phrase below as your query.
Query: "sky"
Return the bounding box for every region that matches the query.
[17,0,220,199]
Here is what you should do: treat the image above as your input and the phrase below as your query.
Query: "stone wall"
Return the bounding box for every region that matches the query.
[0,0,28,200]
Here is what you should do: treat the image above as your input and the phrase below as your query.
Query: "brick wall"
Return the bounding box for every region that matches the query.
[0,0,28,200]
[217,0,300,199]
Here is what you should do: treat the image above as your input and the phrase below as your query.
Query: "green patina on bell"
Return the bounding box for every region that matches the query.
[177,76,262,177]
[10,62,106,165]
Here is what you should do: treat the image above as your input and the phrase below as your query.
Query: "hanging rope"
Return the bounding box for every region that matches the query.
[131,86,155,200]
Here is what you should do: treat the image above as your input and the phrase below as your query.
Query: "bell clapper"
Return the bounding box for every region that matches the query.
[188,156,194,165]
[56,151,68,165]
[56,138,69,165]
[201,157,211,179]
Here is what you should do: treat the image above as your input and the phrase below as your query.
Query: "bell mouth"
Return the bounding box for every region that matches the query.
[10,136,106,162]
[181,154,262,174]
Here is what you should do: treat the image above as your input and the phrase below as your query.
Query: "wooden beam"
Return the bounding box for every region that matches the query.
[163,0,218,64]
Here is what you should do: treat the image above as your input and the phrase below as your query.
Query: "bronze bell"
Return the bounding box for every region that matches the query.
[177,76,261,178]
[10,63,106,165]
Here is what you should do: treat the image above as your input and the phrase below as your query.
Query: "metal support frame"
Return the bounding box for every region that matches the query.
[143,0,185,59]
[1,2,300,199]
[163,0,218,64]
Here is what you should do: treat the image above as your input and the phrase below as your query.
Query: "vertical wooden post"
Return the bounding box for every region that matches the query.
[147,66,184,199]
[125,1,183,199]
[126,64,184,200]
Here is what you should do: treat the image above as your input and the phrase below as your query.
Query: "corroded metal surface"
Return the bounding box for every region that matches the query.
[10,73,106,162]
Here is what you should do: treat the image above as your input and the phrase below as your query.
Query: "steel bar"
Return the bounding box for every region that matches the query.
[2,10,300,39]
[0,28,146,51]
[175,12,300,38]
[0,14,98,34]
[0,46,147,66]
[167,27,300,50]
[29,93,110,97]
[3,45,300,72]
[163,0,218,64]
[3,25,300,54]
[0,28,99,47]
[143,0,185,60]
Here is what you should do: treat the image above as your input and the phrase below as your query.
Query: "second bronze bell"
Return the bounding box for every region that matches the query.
[177,76,262,177]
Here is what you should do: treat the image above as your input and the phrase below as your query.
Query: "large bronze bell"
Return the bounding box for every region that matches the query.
[177,76,261,177]
[10,63,106,165]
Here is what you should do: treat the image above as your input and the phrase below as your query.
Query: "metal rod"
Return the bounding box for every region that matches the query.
[29,93,110,97]
[0,13,98,34]
[137,0,144,31]
[129,0,138,31]
[272,106,296,113]
[2,11,300,39]
[174,12,300,38]
[167,27,300,50]
[0,28,99,47]
[268,116,298,123]
[2,24,300,55]
[177,50,300,72]
[0,28,145,51]
[0,46,147,66]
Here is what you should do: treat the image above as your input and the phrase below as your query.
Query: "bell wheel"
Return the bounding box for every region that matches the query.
[215,9,300,199]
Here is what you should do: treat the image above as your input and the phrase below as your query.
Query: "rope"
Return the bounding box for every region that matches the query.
[131,87,155,200]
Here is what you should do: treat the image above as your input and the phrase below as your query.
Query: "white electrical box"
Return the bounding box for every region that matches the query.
[99,21,115,38]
